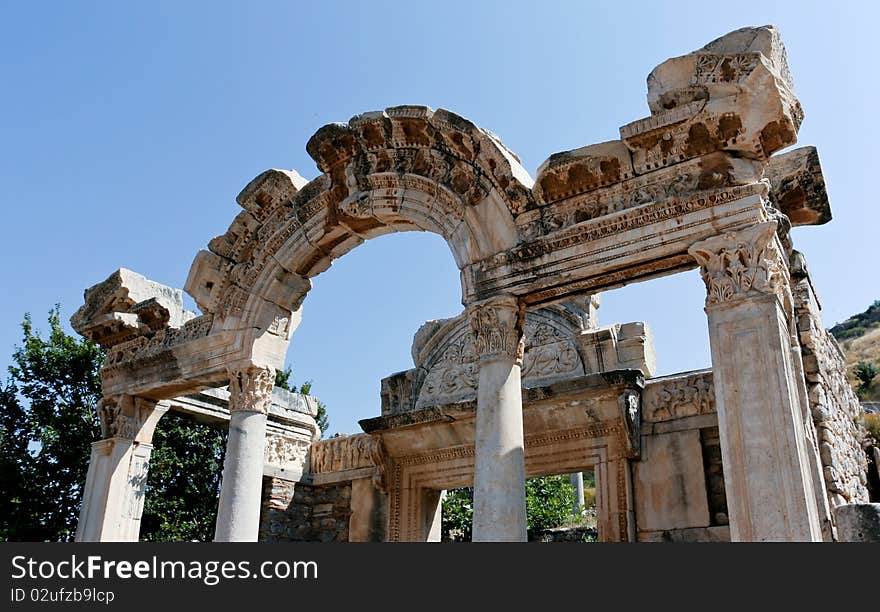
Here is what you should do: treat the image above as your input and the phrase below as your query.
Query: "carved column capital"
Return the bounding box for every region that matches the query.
[466,295,525,364]
[688,221,791,309]
[227,365,275,415]
[98,395,167,443]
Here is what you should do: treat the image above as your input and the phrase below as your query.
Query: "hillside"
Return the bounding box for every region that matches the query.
[831,300,880,402]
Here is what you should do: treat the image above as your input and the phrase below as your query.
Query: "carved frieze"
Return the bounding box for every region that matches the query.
[310,434,389,492]
[521,321,583,382]
[643,371,715,423]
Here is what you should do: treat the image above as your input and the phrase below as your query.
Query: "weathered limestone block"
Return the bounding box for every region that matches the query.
[534,141,635,205]
[72,268,196,348]
[578,322,656,377]
[833,503,880,542]
[623,26,801,174]
[634,429,711,532]
[642,370,715,423]
[309,433,390,494]
[766,146,830,226]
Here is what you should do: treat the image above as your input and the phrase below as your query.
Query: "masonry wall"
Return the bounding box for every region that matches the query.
[792,262,869,507]
[633,371,730,542]
[259,477,352,542]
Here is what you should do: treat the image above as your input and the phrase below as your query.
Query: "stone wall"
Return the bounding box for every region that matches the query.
[259,477,352,542]
[792,256,869,507]
[634,370,729,541]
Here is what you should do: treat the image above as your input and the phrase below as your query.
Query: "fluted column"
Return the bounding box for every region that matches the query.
[689,221,822,541]
[214,364,274,542]
[76,396,167,542]
[468,295,527,542]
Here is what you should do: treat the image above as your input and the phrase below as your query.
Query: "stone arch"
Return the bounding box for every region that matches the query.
[184,105,535,371]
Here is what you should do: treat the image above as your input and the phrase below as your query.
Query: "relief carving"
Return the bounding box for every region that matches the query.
[689,221,789,307]
[468,296,525,364]
[310,434,389,492]
[227,365,275,415]
[643,372,715,422]
[521,322,583,381]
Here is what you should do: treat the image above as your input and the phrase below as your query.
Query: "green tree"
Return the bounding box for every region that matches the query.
[441,488,473,541]
[525,475,576,532]
[854,361,878,391]
[0,307,228,542]
[441,475,578,541]
[139,412,227,541]
[275,367,330,436]
[0,307,102,541]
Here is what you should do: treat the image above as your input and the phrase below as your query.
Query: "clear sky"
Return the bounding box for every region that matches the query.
[2,1,878,436]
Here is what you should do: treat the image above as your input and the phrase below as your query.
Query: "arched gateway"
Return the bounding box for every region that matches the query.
[71,26,869,542]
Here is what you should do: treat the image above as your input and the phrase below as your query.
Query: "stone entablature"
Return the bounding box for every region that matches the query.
[73,25,833,403]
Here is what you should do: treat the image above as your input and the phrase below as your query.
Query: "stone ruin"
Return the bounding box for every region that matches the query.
[71,25,875,542]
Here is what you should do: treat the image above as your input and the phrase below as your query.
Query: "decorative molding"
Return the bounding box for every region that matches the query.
[98,395,161,441]
[688,221,790,307]
[467,296,525,364]
[309,434,389,492]
[644,372,715,422]
[227,365,274,415]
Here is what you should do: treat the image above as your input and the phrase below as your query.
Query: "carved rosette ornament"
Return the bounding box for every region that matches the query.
[688,221,791,309]
[227,365,275,415]
[467,296,525,364]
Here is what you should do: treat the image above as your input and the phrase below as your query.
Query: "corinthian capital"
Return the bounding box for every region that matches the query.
[227,365,275,415]
[467,295,525,364]
[688,221,790,308]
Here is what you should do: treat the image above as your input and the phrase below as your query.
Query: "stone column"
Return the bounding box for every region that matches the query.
[570,473,585,516]
[76,397,167,542]
[690,221,823,541]
[214,364,274,542]
[468,295,527,542]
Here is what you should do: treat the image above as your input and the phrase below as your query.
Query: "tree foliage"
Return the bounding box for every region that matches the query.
[854,361,879,391]
[0,307,102,541]
[139,412,227,541]
[275,367,330,436]
[441,475,579,541]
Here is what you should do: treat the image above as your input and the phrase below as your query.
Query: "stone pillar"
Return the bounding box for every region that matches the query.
[570,473,585,516]
[468,295,527,542]
[690,221,822,541]
[214,364,274,542]
[76,397,167,542]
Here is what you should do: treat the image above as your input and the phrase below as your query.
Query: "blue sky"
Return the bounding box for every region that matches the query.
[2,1,878,435]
